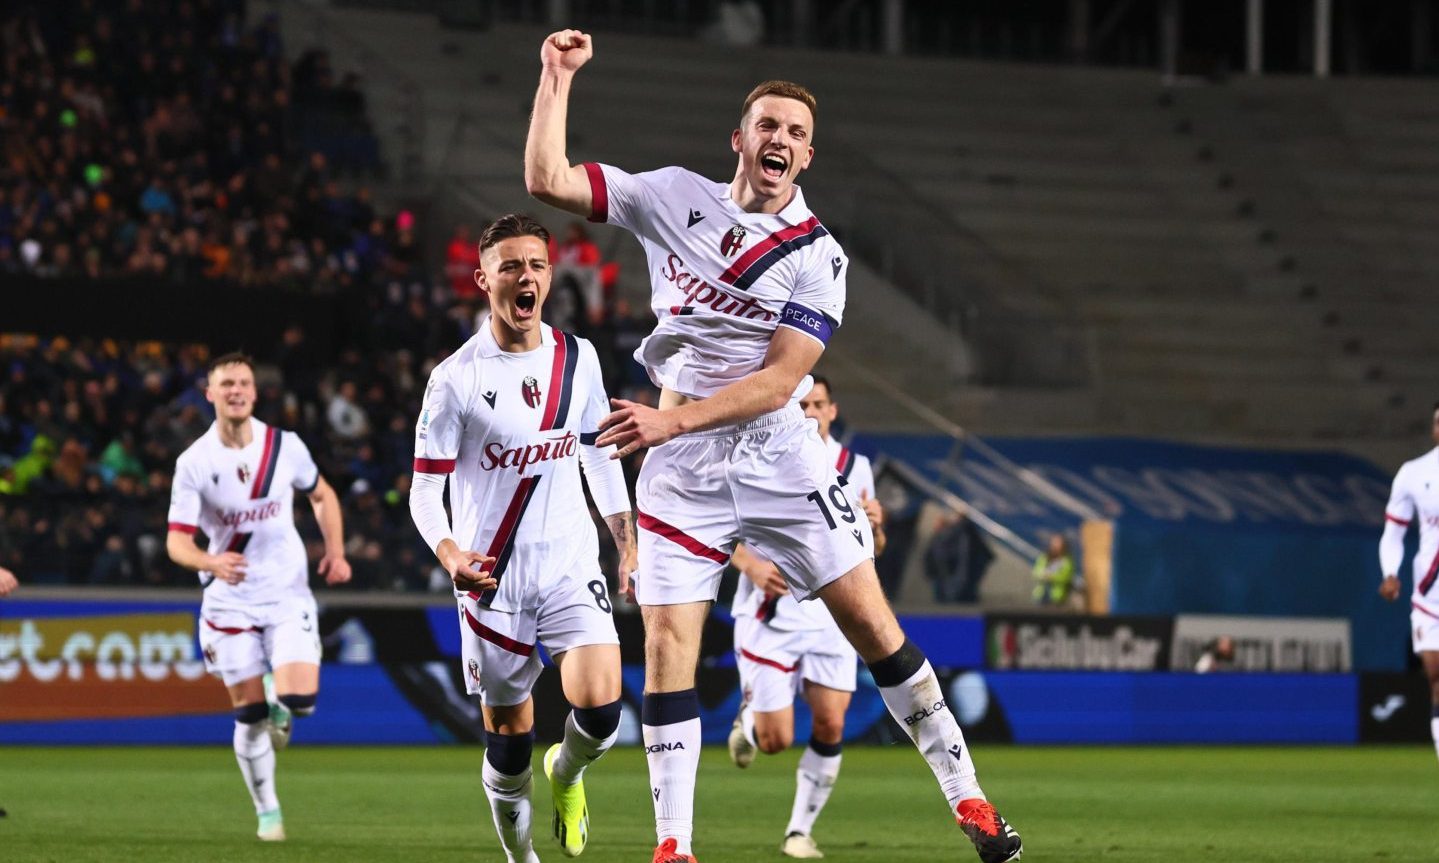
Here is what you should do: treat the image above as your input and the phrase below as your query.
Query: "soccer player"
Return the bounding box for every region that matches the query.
[409,214,635,863]
[525,30,1023,863]
[727,376,886,859]
[166,352,352,842]
[1379,402,1439,764]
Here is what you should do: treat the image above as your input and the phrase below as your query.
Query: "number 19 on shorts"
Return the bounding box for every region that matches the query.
[807,484,865,546]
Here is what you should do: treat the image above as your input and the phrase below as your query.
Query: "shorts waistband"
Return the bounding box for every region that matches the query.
[680,403,804,440]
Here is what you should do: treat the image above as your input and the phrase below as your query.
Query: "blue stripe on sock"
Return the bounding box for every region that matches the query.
[574,699,622,738]
[808,738,842,757]
[642,689,699,726]
[485,731,535,775]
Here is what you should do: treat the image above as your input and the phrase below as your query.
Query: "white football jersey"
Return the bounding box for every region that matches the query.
[733,436,874,632]
[414,322,612,612]
[583,164,848,400]
[1383,447,1439,618]
[168,418,319,607]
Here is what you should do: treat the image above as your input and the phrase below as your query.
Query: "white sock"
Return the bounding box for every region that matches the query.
[553,710,618,785]
[233,720,279,814]
[482,760,535,861]
[1431,715,1439,764]
[741,704,757,747]
[785,743,842,836]
[877,658,983,808]
[643,690,702,856]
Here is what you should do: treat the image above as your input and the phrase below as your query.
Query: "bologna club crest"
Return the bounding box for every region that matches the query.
[720,225,747,258]
[521,375,542,409]
[237,463,251,485]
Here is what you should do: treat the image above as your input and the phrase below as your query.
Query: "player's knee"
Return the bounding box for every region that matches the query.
[810,716,844,746]
[573,699,622,740]
[234,701,268,725]
[280,692,317,718]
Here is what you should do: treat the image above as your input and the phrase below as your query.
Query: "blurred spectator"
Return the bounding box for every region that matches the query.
[553,222,604,326]
[1031,533,1077,608]
[923,511,993,603]
[1194,636,1236,673]
[327,380,369,440]
[445,223,481,300]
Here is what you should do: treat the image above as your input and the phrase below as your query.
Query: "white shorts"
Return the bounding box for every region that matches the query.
[635,405,874,606]
[1412,607,1439,653]
[458,574,619,707]
[199,594,321,687]
[734,615,858,713]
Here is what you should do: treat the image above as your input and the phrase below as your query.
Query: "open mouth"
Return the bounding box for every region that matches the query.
[760,153,787,181]
[515,290,537,319]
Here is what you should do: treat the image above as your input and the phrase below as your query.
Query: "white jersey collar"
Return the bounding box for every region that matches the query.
[712,179,814,226]
[476,315,557,359]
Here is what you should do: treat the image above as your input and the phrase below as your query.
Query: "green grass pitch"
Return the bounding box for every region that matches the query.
[2,744,1437,862]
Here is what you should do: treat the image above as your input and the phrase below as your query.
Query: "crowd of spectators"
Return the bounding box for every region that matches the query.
[1,0,385,291]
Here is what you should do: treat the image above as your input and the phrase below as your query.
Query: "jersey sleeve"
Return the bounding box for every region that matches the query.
[577,341,611,446]
[851,453,877,501]
[167,456,202,534]
[778,241,847,347]
[285,432,321,493]
[580,163,681,235]
[415,365,467,474]
[1385,464,1416,526]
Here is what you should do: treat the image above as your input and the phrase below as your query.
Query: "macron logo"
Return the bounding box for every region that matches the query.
[687,209,705,228]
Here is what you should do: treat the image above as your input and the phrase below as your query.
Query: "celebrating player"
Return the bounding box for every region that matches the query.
[728,376,887,859]
[410,214,636,863]
[1379,402,1439,764]
[166,352,352,842]
[525,30,1022,863]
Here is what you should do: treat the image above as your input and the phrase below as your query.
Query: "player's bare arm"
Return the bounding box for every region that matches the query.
[306,476,352,586]
[596,327,824,456]
[433,538,498,593]
[524,30,595,217]
[732,544,788,596]
[604,510,638,602]
[0,566,17,597]
[166,529,248,585]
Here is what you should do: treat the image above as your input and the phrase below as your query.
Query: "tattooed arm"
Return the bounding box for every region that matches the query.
[604,510,638,603]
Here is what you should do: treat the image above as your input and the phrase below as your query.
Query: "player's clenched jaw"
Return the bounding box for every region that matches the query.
[730,85,816,214]
[477,234,551,351]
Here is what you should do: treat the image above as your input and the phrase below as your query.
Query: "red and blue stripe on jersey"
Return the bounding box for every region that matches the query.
[249,426,282,499]
[474,330,580,605]
[718,216,829,292]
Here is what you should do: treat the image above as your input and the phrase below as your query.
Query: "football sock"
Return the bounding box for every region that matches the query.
[278,692,317,718]
[552,699,622,785]
[869,639,983,807]
[483,731,536,862]
[740,703,757,747]
[1431,706,1439,764]
[643,689,701,856]
[233,702,279,814]
[785,739,842,836]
